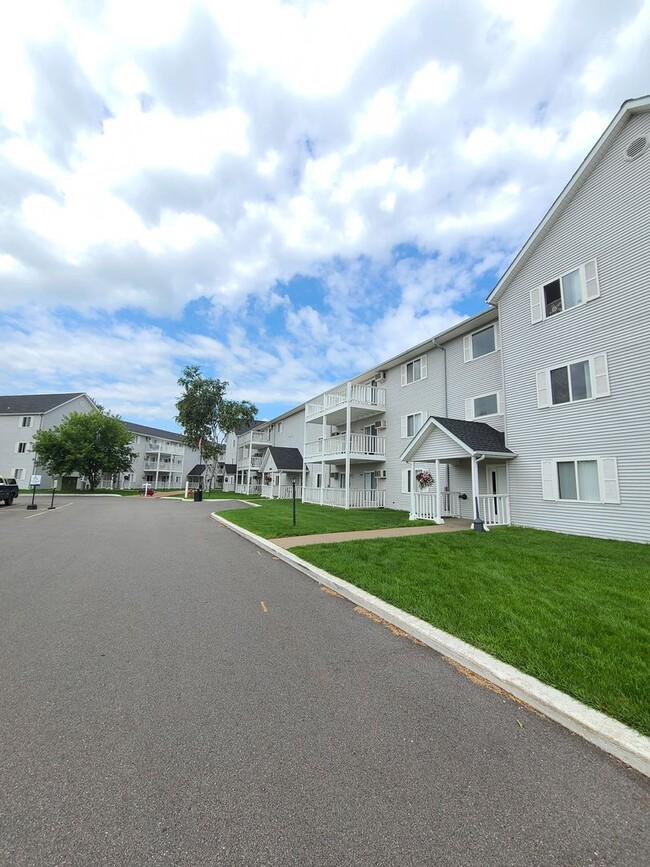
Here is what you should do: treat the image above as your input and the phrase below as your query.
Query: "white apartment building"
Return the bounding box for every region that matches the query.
[227,96,650,544]
[0,394,199,492]
[0,393,98,489]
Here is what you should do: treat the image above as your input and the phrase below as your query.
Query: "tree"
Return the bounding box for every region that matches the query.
[175,365,258,488]
[32,411,137,491]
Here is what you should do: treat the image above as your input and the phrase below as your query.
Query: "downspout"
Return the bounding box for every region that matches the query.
[433,339,452,496]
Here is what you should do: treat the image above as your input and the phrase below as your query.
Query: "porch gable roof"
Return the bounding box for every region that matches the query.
[266,446,303,471]
[400,416,515,463]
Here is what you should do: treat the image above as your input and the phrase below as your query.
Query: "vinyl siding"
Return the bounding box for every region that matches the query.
[442,325,505,432]
[498,110,650,542]
[380,348,446,510]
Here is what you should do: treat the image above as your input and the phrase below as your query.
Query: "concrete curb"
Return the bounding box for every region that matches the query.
[210,512,650,778]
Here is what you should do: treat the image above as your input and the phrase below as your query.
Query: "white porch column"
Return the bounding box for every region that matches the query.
[345,389,351,510]
[471,454,487,532]
[248,437,253,494]
[320,416,325,505]
[435,459,444,524]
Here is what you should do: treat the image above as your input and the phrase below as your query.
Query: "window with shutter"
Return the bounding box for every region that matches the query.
[534,258,600,322]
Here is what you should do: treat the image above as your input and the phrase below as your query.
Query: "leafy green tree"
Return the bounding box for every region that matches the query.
[175,365,258,488]
[32,411,136,491]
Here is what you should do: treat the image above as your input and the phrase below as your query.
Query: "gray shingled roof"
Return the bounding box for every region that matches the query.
[224,464,237,474]
[186,464,206,478]
[235,419,267,435]
[124,421,184,441]
[432,417,514,455]
[267,446,303,471]
[0,393,86,414]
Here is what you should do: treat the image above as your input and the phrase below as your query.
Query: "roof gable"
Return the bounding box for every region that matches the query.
[488,95,650,304]
[0,393,89,414]
[400,416,515,462]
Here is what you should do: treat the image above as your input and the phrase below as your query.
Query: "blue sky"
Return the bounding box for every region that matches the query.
[1,0,649,431]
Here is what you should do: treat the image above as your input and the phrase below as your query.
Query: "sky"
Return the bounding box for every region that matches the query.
[1,0,649,431]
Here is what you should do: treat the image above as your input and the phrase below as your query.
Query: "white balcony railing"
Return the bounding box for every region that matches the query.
[305,383,386,421]
[302,487,385,509]
[478,494,510,526]
[305,434,386,459]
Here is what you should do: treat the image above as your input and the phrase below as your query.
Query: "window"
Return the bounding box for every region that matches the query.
[463,324,499,361]
[465,391,501,420]
[21,416,32,427]
[401,467,426,493]
[400,355,428,386]
[277,421,284,433]
[530,259,600,323]
[536,354,610,408]
[401,412,423,438]
[15,442,27,453]
[541,458,619,503]
[14,469,25,480]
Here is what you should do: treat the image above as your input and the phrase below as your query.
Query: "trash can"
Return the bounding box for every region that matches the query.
[193,489,203,502]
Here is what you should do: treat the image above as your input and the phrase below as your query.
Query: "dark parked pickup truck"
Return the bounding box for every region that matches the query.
[0,476,19,505]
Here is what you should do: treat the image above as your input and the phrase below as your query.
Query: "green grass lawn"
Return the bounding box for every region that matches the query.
[290,527,650,735]
[218,498,433,537]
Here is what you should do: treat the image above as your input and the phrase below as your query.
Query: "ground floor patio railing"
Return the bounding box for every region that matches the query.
[303,487,385,508]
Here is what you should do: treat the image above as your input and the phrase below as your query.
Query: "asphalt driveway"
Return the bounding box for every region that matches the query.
[1,497,648,866]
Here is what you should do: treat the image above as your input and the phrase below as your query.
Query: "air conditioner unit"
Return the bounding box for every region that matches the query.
[374,469,387,479]
[375,371,386,382]
[330,472,339,479]
[375,419,387,430]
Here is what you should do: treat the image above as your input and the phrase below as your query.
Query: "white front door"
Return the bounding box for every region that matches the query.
[486,464,508,517]
[362,472,377,490]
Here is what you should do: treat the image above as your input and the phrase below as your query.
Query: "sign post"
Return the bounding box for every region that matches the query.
[26,474,41,511]
[48,478,58,510]
[292,480,297,527]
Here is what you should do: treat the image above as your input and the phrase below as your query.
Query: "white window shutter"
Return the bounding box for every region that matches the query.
[541,461,556,500]
[401,415,408,438]
[463,336,472,362]
[591,353,610,398]
[401,468,409,493]
[497,390,503,414]
[400,364,407,386]
[494,322,501,350]
[599,458,620,504]
[530,287,543,323]
[465,398,474,420]
[420,354,428,379]
[536,370,550,408]
[584,259,600,301]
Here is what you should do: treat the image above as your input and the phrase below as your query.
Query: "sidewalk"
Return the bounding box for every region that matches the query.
[272,517,472,548]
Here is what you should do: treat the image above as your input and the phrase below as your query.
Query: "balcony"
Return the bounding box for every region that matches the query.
[144,443,184,457]
[306,382,386,425]
[305,433,386,463]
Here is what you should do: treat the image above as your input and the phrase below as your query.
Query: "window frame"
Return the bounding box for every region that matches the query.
[401,412,424,438]
[465,390,502,420]
[400,354,428,386]
[21,416,32,428]
[463,323,499,362]
[541,457,620,504]
[530,259,600,324]
[536,353,610,408]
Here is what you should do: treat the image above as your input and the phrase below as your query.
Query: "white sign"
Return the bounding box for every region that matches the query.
[30,475,42,486]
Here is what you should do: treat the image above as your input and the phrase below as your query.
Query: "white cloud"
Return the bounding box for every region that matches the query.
[1,0,649,425]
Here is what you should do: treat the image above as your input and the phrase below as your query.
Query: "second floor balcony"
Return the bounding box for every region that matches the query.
[306,382,386,426]
[305,433,386,463]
